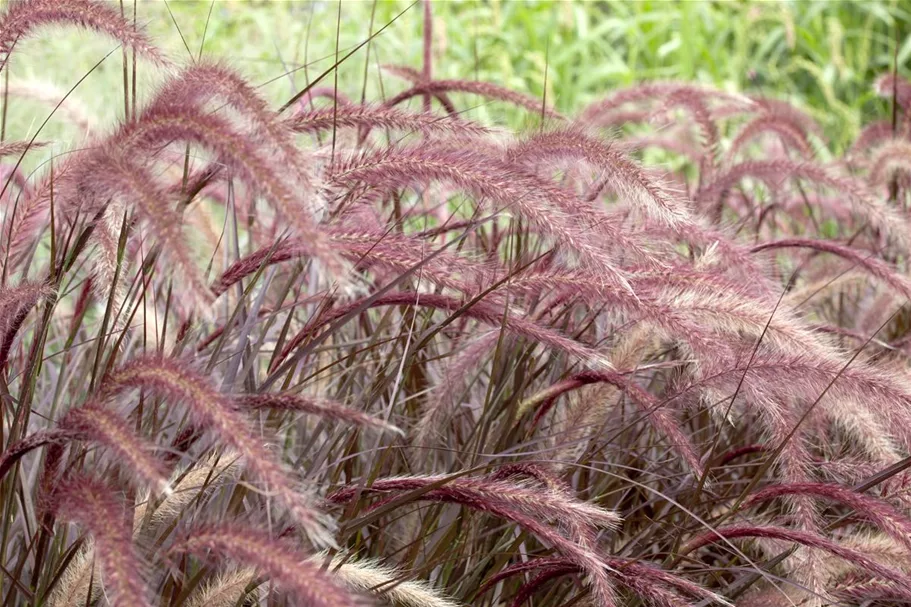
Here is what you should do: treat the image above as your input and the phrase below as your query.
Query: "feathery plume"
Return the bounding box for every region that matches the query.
[381,64,458,114]
[117,101,345,277]
[580,80,753,124]
[680,524,911,596]
[316,553,461,607]
[170,523,364,607]
[655,88,720,180]
[744,482,911,555]
[730,114,813,158]
[133,450,243,537]
[0,281,51,367]
[698,159,911,252]
[287,104,488,138]
[52,476,152,607]
[508,127,692,226]
[329,473,620,531]
[385,79,563,119]
[0,139,47,159]
[237,393,402,435]
[328,143,638,291]
[0,0,164,63]
[329,474,619,607]
[523,369,703,475]
[102,356,337,547]
[44,541,100,607]
[868,140,911,186]
[479,556,727,607]
[275,291,613,371]
[63,146,213,312]
[61,402,170,494]
[185,567,259,607]
[850,120,897,156]
[213,226,488,298]
[874,73,911,116]
[4,79,94,132]
[295,86,352,108]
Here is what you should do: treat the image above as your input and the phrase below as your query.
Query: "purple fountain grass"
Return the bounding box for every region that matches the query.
[169,523,365,607]
[490,463,570,491]
[60,402,170,494]
[2,157,77,270]
[509,271,725,355]
[0,280,51,368]
[580,80,753,125]
[119,103,343,275]
[679,524,911,598]
[151,61,277,127]
[696,158,911,252]
[0,429,75,483]
[0,163,31,201]
[507,127,693,227]
[0,139,47,159]
[83,202,124,303]
[834,577,908,604]
[381,64,459,115]
[212,226,491,298]
[326,226,492,291]
[729,114,814,159]
[329,474,620,607]
[273,290,613,372]
[0,0,164,65]
[58,146,212,312]
[615,130,704,164]
[52,475,152,607]
[508,265,820,363]
[868,140,911,187]
[327,142,643,291]
[294,86,352,108]
[747,96,825,138]
[53,99,344,309]
[743,482,911,555]
[328,473,620,532]
[629,215,777,294]
[521,369,703,475]
[679,346,911,462]
[286,103,489,138]
[874,74,911,116]
[850,120,901,156]
[150,61,318,198]
[478,555,726,607]
[4,5,911,606]
[3,79,95,133]
[415,329,501,449]
[509,567,588,607]
[99,356,338,548]
[384,78,564,120]
[236,393,402,435]
[653,89,720,181]
[581,108,652,129]
[750,237,911,301]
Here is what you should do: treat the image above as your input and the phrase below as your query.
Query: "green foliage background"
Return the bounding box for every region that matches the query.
[8,0,911,149]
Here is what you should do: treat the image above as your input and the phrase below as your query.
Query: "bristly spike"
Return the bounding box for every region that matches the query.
[0,0,165,65]
[52,476,153,607]
[100,356,338,548]
[170,523,366,607]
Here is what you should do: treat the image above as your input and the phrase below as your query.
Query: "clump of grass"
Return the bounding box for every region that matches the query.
[3,2,911,606]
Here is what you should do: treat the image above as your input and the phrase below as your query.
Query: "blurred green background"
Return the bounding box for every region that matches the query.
[4,0,910,150]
